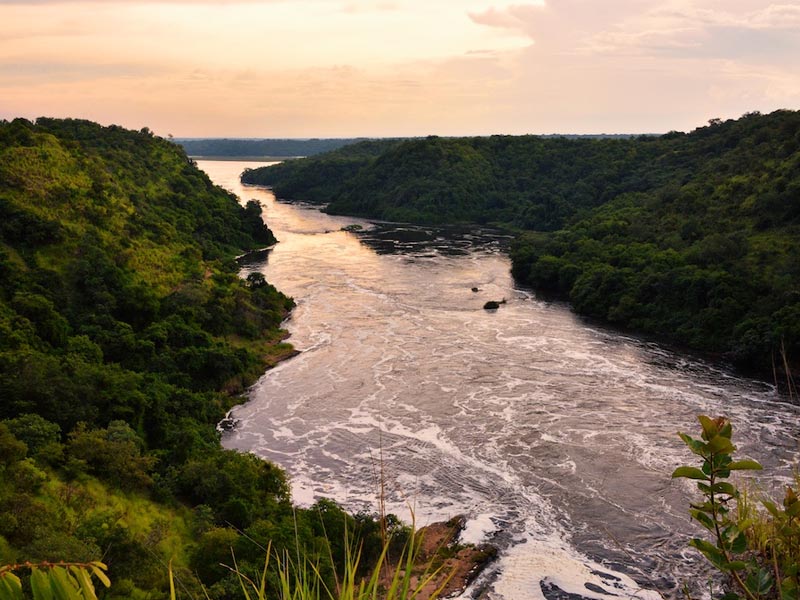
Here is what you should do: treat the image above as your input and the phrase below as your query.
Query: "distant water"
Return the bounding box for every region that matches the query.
[200,160,800,600]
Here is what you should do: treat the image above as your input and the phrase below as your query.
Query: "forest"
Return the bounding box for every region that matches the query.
[245,110,800,380]
[0,118,390,599]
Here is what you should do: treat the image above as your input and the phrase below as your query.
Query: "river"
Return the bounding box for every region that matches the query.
[199,160,800,600]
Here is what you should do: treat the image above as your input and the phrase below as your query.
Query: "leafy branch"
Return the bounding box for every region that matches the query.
[674,415,799,600]
[0,561,109,600]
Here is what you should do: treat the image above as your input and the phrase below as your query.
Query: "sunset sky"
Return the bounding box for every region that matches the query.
[1,0,799,137]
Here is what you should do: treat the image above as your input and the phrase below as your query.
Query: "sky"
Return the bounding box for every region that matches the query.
[1,0,799,137]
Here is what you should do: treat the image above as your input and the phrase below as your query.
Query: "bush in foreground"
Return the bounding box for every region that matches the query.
[674,416,799,600]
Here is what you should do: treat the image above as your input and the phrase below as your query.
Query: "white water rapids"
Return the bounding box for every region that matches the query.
[199,160,800,600]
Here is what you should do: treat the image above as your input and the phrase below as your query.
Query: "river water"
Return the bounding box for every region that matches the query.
[199,160,800,600]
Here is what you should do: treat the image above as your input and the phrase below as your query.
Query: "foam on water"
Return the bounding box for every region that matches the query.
[485,527,664,600]
[459,514,499,545]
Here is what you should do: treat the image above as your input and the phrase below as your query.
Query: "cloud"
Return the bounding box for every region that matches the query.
[581,1,800,64]
[469,4,541,32]
[468,0,800,65]
[468,1,654,51]
[0,60,159,82]
[748,3,800,28]
[341,1,398,14]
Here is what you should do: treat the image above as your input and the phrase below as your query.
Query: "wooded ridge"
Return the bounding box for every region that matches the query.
[0,118,390,599]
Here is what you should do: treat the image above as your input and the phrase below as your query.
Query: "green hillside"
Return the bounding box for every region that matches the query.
[511,112,800,376]
[0,118,386,598]
[241,139,401,205]
[247,111,800,378]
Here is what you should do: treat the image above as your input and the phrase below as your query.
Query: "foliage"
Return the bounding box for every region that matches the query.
[0,526,449,600]
[240,140,401,205]
[673,416,799,600]
[242,133,667,226]
[0,561,109,600]
[510,112,800,377]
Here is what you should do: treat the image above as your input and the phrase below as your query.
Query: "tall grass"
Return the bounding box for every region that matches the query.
[167,524,454,600]
[219,530,450,600]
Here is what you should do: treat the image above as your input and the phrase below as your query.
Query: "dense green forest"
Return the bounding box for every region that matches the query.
[176,138,377,158]
[246,111,800,378]
[0,118,389,599]
[241,140,400,199]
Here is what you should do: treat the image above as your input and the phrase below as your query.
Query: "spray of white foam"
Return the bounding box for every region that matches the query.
[483,526,664,600]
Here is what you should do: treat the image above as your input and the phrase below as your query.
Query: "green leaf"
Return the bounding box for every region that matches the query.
[672,466,709,480]
[714,454,732,468]
[762,500,781,517]
[88,565,110,589]
[698,415,719,440]
[725,561,748,571]
[30,569,54,600]
[690,538,727,568]
[0,574,24,600]
[49,567,80,600]
[70,566,97,600]
[780,577,797,600]
[678,432,708,457]
[689,509,716,531]
[729,531,747,554]
[728,460,763,471]
[711,482,738,497]
[745,568,773,596]
[691,500,715,512]
[707,435,735,454]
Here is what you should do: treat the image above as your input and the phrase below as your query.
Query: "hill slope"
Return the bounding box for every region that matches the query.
[0,118,385,598]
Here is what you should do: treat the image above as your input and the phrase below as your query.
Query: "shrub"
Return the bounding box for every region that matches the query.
[674,416,799,600]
